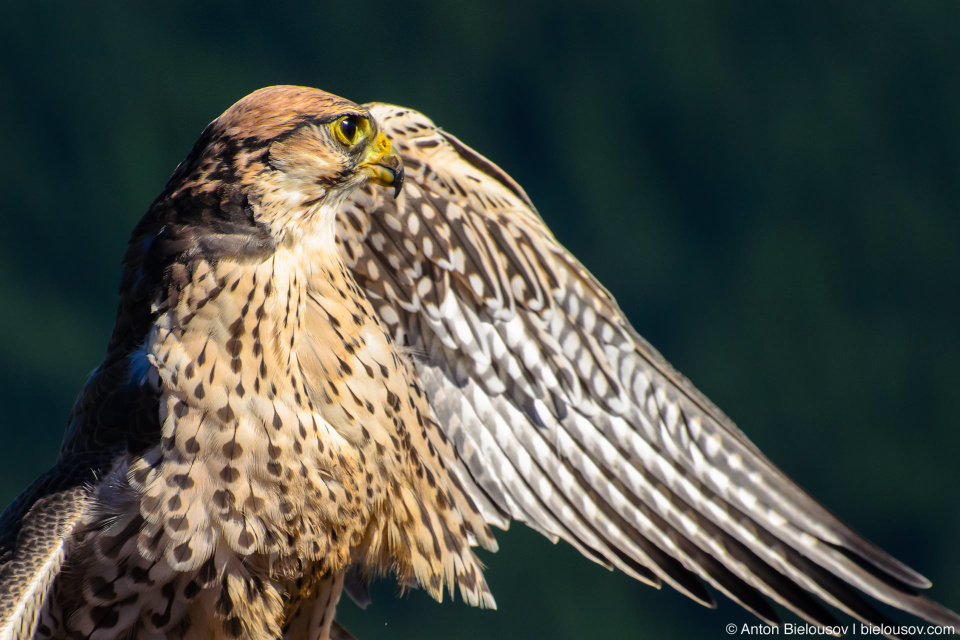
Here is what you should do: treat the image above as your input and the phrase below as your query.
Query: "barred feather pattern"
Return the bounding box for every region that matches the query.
[336,103,960,638]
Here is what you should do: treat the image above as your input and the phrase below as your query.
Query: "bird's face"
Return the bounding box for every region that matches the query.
[171,86,403,246]
[266,107,404,206]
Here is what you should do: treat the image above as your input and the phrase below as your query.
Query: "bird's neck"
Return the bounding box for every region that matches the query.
[147,241,339,405]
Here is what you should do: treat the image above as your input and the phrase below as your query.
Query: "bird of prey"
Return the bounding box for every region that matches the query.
[0,85,955,640]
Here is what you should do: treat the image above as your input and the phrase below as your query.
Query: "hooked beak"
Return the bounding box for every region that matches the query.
[362,131,404,198]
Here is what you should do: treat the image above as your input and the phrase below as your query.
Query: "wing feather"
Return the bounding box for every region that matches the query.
[336,103,960,636]
[0,452,112,638]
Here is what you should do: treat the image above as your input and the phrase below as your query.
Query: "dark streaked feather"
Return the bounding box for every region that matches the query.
[0,451,115,636]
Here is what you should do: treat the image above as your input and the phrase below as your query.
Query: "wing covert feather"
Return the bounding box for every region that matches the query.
[336,103,960,635]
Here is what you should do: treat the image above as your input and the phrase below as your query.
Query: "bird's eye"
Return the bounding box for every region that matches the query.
[336,116,360,145]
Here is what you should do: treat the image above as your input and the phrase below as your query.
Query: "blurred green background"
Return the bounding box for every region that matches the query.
[1,2,958,638]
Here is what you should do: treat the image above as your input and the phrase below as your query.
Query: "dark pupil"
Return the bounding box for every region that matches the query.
[340,117,357,141]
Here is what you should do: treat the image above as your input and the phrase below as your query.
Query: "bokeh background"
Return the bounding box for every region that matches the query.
[1,2,958,638]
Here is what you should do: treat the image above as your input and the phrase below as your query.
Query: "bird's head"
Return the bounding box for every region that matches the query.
[153,85,403,254]
[110,87,404,365]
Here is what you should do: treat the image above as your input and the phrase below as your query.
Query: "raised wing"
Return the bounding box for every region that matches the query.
[336,103,960,635]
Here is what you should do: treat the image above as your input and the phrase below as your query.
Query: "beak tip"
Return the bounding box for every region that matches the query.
[392,166,405,199]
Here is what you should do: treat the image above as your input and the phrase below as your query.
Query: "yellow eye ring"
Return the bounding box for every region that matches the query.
[333,116,362,146]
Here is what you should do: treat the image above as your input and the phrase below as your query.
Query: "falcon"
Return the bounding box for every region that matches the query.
[0,85,955,639]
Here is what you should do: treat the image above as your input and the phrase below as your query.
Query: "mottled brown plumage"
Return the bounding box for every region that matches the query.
[0,87,490,639]
[1,86,958,640]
